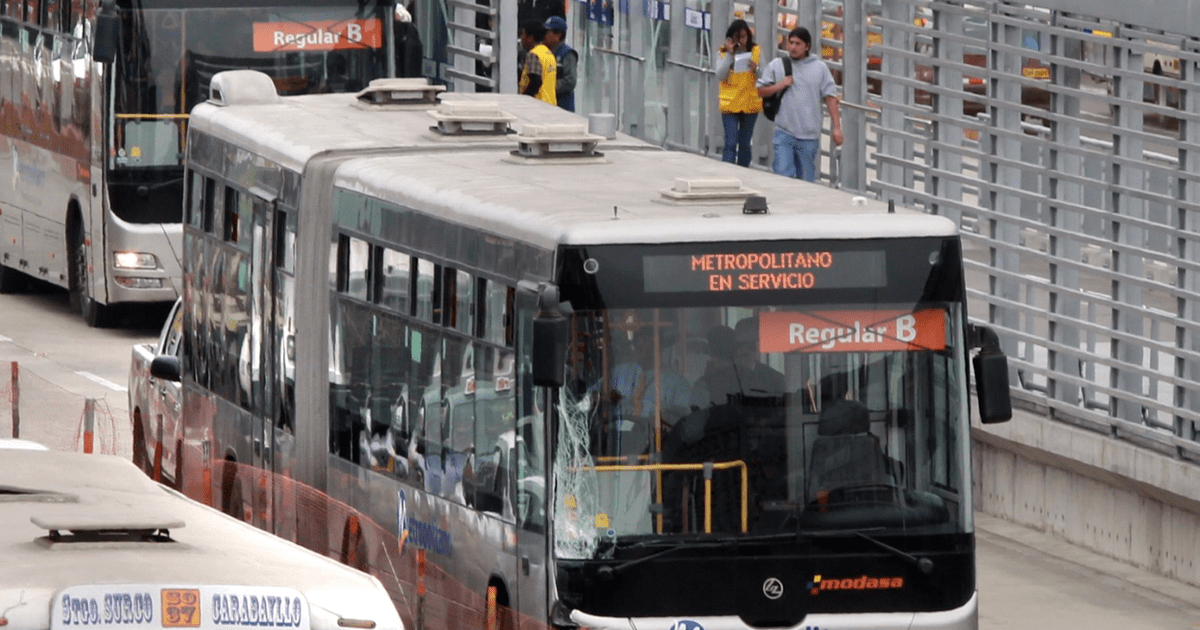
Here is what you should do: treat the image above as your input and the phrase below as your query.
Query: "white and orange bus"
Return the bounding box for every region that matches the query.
[0,0,392,325]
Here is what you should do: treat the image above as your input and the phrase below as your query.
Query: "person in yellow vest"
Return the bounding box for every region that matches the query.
[519,20,557,106]
[716,19,762,167]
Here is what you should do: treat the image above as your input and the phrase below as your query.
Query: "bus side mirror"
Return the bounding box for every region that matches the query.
[971,325,1012,424]
[93,0,119,63]
[531,285,568,388]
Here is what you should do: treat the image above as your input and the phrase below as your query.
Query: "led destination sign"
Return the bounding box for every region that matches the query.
[642,249,886,293]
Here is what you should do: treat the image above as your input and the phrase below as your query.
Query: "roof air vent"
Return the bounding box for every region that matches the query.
[657,178,759,205]
[208,70,280,107]
[355,78,445,106]
[428,100,517,136]
[509,124,604,161]
[31,514,183,545]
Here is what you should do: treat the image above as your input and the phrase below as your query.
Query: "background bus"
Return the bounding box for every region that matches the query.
[157,70,1012,630]
[0,0,391,326]
[0,443,404,630]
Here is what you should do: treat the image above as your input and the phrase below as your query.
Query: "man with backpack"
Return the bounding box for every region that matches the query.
[757,26,843,182]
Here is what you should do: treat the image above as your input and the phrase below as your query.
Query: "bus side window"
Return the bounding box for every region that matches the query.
[187,172,204,228]
[442,268,472,335]
[203,177,218,234]
[379,248,410,314]
[224,187,239,243]
[345,237,369,301]
[414,259,436,323]
[467,344,516,517]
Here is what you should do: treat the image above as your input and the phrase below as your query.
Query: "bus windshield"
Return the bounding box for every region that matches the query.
[552,239,971,560]
[111,4,387,169]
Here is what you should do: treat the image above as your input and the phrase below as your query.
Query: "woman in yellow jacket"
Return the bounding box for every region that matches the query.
[716,19,762,167]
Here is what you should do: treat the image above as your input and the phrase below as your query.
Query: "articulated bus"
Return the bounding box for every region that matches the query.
[156,69,1013,630]
[0,0,391,326]
[0,443,404,630]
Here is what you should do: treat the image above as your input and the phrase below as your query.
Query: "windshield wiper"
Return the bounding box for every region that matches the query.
[595,538,735,581]
[806,527,934,575]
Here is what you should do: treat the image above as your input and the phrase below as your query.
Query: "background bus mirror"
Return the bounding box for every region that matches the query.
[531,286,568,388]
[93,1,119,63]
[973,350,1012,423]
[150,355,182,382]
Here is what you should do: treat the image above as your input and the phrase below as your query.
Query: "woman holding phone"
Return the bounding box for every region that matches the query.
[715,19,762,167]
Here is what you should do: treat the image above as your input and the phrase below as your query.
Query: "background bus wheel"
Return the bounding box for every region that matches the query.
[68,220,87,313]
[69,220,114,327]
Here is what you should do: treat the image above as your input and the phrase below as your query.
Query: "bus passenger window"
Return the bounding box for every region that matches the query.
[187,173,204,228]
[346,237,370,301]
[380,248,411,314]
[414,259,436,323]
[445,269,473,334]
[331,237,343,291]
[224,187,239,243]
[481,280,511,346]
[203,177,217,233]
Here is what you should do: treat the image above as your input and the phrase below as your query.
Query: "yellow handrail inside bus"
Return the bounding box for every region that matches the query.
[586,460,748,534]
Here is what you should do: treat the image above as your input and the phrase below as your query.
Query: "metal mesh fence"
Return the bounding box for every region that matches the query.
[1,361,126,456]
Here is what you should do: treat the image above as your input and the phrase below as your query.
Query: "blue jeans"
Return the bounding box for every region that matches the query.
[772,130,820,182]
[721,112,758,167]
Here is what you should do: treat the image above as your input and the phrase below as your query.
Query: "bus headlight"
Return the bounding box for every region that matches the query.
[114,251,159,269]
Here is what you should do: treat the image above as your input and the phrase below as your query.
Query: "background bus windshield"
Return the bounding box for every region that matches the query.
[111,5,387,167]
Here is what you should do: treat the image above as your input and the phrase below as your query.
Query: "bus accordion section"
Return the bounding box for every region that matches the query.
[172,70,1013,630]
[0,0,391,326]
[0,444,403,630]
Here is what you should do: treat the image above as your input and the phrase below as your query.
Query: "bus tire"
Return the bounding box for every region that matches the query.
[221,460,244,520]
[70,219,115,328]
[68,218,87,313]
[82,295,116,328]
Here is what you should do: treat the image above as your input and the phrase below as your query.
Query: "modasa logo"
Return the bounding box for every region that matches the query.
[807,574,904,596]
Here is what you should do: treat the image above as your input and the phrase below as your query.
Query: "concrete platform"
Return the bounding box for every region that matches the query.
[977,512,1200,629]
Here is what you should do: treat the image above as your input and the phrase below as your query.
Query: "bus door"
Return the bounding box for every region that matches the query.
[271,208,299,514]
[247,192,279,531]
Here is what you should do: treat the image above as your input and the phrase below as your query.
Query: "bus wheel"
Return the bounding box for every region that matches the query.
[81,294,116,328]
[221,460,244,520]
[70,221,114,327]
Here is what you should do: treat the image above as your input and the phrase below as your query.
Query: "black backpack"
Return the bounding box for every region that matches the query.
[762,56,792,122]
